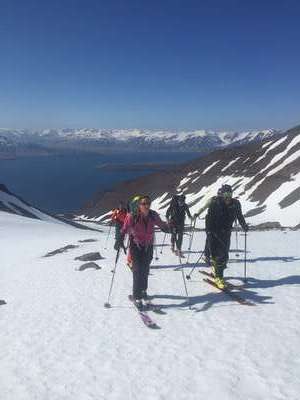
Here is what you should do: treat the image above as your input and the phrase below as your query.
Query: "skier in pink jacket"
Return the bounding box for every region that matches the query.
[121,195,170,310]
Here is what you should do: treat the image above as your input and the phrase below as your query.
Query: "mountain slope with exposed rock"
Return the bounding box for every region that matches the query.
[78,125,300,228]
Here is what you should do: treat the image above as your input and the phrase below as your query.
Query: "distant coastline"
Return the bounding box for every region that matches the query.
[96,162,178,172]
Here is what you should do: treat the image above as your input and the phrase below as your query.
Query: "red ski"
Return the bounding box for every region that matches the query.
[128,295,161,329]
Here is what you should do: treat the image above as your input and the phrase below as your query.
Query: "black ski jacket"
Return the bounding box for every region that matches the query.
[166,203,192,226]
[205,196,247,233]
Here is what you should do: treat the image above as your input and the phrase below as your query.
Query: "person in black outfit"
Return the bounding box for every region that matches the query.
[166,194,192,257]
[205,184,248,288]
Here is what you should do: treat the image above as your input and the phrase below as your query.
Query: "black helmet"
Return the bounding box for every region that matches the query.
[220,184,233,196]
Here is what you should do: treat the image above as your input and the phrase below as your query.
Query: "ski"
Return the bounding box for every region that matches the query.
[128,295,160,329]
[199,270,245,290]
[202,278,255,306]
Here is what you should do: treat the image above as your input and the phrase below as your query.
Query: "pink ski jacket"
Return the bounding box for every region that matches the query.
[122,210,169,246]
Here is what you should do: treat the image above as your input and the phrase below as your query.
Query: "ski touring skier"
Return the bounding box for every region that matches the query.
[111,202,128,252]
[166,194,192,257]
[204,184,248,289]
[119,195,170,310]
[193,187,223,265]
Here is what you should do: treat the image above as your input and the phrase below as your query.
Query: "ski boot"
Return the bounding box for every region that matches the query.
[141,291,151,308]
[214,277,226,289]
[134,299,143,311]
[175,249,185,258]
[211,265,216,277]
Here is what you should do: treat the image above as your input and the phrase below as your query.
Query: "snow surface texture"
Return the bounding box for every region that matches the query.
[1,212,300,400]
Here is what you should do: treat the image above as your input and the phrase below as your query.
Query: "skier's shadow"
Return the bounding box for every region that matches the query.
[229,248,249,253]
[0,300,7,306]
[182,250,203,255]
[229,256,300,264]
[228,275,300,289]
[190,274,300,311]
[151,262,208,271]
[151,289,272,312]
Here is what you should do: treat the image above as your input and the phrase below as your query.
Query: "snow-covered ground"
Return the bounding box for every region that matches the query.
[1,212,300,400]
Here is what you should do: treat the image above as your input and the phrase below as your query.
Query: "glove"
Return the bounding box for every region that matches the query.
[206,231,212,239]
[193,213,199,220]
[168,220,175,228]
[114,238,124,251]
[243,224,249,232]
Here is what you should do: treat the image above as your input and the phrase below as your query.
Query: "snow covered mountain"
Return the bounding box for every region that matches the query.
[0,184,92,229]
[0,184,62,222]
[0,135,16,159]
[78,125,300,228]
[0,127,279,157]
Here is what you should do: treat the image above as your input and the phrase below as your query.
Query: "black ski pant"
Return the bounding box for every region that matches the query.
[171,224,184,251]
[204,236,211,262]
[208,230,231,278]
[130,242,153,300]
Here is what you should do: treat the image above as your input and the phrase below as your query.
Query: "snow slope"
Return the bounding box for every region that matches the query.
[1,212,300,400]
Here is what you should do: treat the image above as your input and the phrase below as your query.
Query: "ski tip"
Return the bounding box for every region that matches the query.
[104,303,111,308]
[149,324,161,330]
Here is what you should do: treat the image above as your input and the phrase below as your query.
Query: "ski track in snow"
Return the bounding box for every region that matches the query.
[1,213,300,400]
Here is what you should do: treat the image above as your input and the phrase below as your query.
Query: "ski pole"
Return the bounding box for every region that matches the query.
[155,245,159,261]
[104,221,113,250]
[186,219,196,264]
[178,254,191,309]
[104,248,121,308]
[243,232,247,283]
[235,220,240,257]
[160,232,167,255]
[154,233,159,261]
[186,249,205,280]
[188,219,196,251]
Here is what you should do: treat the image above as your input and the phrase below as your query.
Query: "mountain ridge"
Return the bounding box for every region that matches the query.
[0,127,281,158]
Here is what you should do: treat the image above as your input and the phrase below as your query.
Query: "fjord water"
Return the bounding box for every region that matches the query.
[0,152,198,214]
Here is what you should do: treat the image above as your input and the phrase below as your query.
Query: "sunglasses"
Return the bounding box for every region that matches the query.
[140,201,151,206]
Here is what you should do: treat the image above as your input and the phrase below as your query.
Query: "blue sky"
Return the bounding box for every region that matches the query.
[0,0,299,130]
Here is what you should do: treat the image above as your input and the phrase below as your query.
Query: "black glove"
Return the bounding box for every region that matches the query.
[243,224,249,232]
[114,238,124,251]
[206,231,213,241]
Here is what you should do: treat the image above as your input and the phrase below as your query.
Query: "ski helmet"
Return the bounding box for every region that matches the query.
[220,184,233,197]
